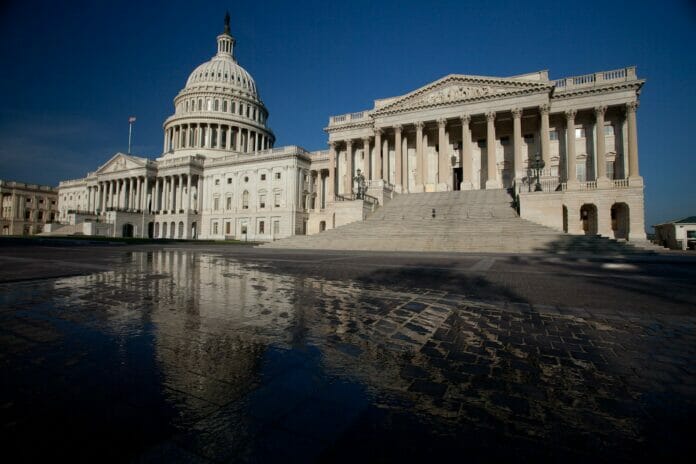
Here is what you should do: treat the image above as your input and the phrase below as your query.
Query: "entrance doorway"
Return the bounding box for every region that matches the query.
[147,222,154,239]
[452,168,463,191]
[580,204,598,235]
[122,223,134,238]
[611,203,630,240]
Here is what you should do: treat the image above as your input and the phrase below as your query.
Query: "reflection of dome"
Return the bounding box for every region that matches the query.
[162,13,274,156]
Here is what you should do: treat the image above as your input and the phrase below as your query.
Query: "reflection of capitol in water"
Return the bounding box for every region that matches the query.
[58,250,424,412]
[47,250,644,443]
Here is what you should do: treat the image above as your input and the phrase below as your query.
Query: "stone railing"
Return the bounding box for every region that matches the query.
[328,111,370,127]
[613,179,630,188]
[1,180,57,191]
[516,176,562,193]
[553,66,637,91]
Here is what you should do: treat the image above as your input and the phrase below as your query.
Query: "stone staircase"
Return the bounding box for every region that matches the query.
[261,190,653,254]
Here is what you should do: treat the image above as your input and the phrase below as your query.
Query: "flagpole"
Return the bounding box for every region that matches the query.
[128,116,136,154]
[128,120,133,154]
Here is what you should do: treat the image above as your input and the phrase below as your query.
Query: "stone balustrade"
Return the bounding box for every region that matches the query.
[553,66,637,91]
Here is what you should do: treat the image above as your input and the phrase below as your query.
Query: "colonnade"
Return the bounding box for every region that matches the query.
[328,102,640,195]
[164,123,272,154]
[307,169,330,211]
[87,174,203,214]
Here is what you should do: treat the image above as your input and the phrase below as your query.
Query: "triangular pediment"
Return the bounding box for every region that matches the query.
[375,74,551,114]
[96,153,148,174]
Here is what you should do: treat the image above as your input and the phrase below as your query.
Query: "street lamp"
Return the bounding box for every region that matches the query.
[530,152,545,192]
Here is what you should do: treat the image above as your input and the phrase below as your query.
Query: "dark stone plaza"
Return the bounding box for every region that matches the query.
[1,240,695,462]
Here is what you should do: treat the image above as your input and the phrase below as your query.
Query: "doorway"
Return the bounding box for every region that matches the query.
[452,167,462,191]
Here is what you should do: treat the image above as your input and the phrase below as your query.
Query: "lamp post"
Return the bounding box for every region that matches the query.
[530,152,545,192]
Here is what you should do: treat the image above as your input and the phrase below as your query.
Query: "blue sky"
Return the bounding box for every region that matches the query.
[0,0,694,229]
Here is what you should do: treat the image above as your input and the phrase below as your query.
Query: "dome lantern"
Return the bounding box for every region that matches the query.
[217,12,235,59]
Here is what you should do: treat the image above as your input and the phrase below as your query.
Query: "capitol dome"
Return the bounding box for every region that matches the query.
[162,13,274,157]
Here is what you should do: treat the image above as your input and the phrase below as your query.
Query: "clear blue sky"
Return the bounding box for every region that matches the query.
[0,0,694,230]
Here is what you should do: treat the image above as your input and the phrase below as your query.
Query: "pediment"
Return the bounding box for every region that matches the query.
[375,74,551,114]
[96,153,148,174]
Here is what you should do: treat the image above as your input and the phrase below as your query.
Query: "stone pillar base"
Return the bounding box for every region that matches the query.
[596,177,613,189]
[436,183,449,192]
[413,185,425,193]
[628,176,644,187]
[485,179,500,190]
[565,179,581,191]
[460,181,473,191]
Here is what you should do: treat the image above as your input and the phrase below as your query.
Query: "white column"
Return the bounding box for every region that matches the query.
[187,174,192,210]
[345,140,353,194]
[416,122,424,190]
[362,137,370,180]
[394,126,403,188]
[460,114,473,190]
[328,142,336,202]
[197,175,203,212]
[512,108,523,180]
[626,101,640,178]
[485,112,499,189]
[373,129,382,181]
[437,118,448,187]
[540,104,551,169]
[595,106,608,182]
[565,109,577,184]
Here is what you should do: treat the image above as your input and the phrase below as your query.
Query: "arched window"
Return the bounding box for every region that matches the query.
[214,99,219,111]
[185,101,189,111]
[198,99,202,111]
[222,100,227,112]
[242,191,249,209]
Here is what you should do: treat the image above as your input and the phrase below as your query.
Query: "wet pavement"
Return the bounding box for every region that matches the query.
[1,243,695,462]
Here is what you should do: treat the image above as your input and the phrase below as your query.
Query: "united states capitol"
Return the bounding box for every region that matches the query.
[52,15,647,251]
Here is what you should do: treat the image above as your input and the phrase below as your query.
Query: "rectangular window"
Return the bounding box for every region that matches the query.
[275,172,281,180]
[687,231,696,239]
[213,222,219,234]
[259,221,265,234]
[273,220,280,234]
[575,127,586,139]
[606,161,615,180]
[241,225,247,234]
[213,197,219,211]
[259,194,266,209]
[222,100,228,112]
[576,163,586,182]
[604,124,615,136]
[215,179,220,185]
[227,178,232,184]
[226,196,232,210]
[261,174,266,181]
[225,222,231,234]
[549,130,559,141]
[274,193,281,207]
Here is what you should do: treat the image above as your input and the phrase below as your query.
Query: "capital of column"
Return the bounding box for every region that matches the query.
[345,139,353,148]
[511,108,522,119]
[374,127,383,135]
[362,136,370,144]
[539,104,551,115]
[437,118,447,128]
[460,114,471,126]
[393,124,403,133]
[415,121,424,131]
[626,101,639,113]
[486,111,496,122]
[565,109,577,120]
[328,141,336,149]
[594,105,607,116]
